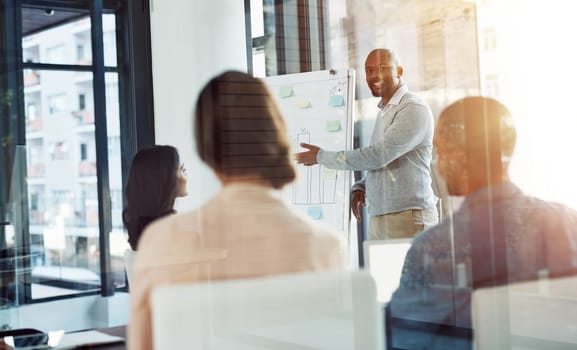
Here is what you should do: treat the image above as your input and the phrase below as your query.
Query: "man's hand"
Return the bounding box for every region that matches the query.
[351,189,366,222]
[295,143,320,166]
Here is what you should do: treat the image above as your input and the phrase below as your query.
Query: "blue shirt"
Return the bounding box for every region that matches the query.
[317,83,437,215]
[390,182,577,330]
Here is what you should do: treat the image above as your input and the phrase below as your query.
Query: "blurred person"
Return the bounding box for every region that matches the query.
[296,48,438,240]
[128,71,346,350]
[122,145,188,251]
[389,96,577,348]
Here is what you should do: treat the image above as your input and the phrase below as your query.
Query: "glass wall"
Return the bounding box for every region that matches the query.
[248,0,577,349]
[0,0,154,324]
[1,0,576,345]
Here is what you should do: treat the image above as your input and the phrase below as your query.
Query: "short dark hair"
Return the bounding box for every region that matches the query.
[194,70,296,189]
[122,145,180,250]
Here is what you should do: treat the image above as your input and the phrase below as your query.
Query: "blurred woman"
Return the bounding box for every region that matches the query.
[122,145,187,251]
[128,71,345,350]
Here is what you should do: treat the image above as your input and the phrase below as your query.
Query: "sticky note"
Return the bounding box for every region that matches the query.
[307,206,323,220]
[325,120,341,132]
[295,98,311,109]
[279,86,294,98]
[322,167,337,180]
[329,95,345,107]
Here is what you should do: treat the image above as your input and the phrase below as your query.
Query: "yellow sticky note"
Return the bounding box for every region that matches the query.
[325,120,341,132]
[307,206,323,220]
[279,86,294,98]
[295,98,311,109]
[329,95,345,107]
[322,167,337,180]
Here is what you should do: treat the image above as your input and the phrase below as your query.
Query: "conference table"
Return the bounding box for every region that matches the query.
[71,326,126,350]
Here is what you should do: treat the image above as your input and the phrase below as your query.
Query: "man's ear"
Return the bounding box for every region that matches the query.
[396,65,404,77]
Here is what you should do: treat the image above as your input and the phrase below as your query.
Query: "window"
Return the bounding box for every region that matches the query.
[0,0,155,314]
[78,93,86,111]
[80,143,88,161]
[76,44,85,61]
[50,141,70,160]
[46,44,65,64]
[23,44,39,62]
[48,93,67,114]
[26,103,37,121]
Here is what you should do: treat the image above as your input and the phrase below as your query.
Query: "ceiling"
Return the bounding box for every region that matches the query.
[21,6,88,36]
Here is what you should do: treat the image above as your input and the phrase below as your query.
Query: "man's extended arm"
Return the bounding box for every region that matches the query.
[319,103,432,171]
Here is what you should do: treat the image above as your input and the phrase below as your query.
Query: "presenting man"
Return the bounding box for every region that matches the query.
[296,48,438,239]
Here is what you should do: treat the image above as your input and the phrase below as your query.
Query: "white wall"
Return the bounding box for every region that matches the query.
[149,0,248,211]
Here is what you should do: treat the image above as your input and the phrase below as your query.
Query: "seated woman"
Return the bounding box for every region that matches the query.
[128,71,345,350]
[123,145,188,251]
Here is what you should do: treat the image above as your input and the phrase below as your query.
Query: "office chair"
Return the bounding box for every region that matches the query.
[471,275,577,349]
[151,271,383,350]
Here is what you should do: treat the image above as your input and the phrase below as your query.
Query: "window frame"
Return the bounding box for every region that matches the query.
[0,0,155,303]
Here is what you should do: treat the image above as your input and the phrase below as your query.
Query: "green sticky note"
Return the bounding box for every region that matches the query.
[329,94,345,107]
[325,120,341,132]
[279,86,294,98]
[307,206,323,220]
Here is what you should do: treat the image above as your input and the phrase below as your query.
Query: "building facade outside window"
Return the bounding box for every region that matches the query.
[0,0,155,325]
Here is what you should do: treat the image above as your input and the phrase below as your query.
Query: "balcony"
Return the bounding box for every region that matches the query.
[29,210,45,225]
[26,117,43,132]
[23,71,40,87]
[72,110,94,125]
[78,160,96,177]
[27,163,45,178]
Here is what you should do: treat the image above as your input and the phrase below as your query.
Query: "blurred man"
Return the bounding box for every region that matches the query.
[389,96,577,348]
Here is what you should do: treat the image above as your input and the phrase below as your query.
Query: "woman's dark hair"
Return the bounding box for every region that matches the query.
[194,70,296,189]
[122,145,180,250]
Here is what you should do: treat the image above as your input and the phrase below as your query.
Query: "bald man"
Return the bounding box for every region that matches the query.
[296,48,438,240]
[389,97,577,348]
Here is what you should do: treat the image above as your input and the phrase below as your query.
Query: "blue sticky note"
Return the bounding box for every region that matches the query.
[279,86,294,98]
[329,94,345,107]
[325,120,341,132]
[307,206,323,220]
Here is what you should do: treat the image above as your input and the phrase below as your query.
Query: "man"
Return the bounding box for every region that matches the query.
[296,48,438,239]
[389,97,577,348]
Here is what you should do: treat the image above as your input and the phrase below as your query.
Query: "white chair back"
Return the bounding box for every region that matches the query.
[123,249,135,286]
[363,239,411,303]
[472,275,577,349]
[151,271,383,350]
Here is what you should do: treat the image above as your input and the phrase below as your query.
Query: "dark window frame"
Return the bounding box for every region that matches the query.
[0,0,155,303]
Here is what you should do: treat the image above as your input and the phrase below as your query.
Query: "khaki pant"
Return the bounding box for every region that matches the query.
[368,207,438,240]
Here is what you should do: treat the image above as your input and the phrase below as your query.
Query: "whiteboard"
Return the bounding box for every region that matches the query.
[263,69,356,234]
